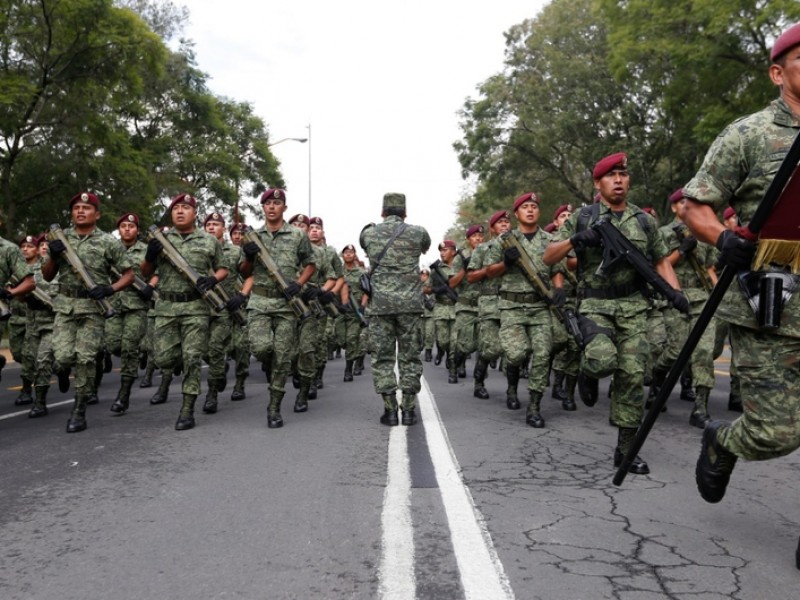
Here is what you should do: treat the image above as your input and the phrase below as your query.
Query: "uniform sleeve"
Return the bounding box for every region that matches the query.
[468,245,484,271]
[298,233,315,268]
[647,218,671,262]
[420,227,431,254]
[210,238,225,271]
[108,237,133,272]
[330,251,344,278]
[552,213,576,243]
[7,246,33,282]
[683,124,743,212]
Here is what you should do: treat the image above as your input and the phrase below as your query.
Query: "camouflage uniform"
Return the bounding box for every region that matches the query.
[468,239,503,366]
[421,290,436,358]
[431,260,458,366]
[1,245,35,397]
[204,241,241,399]
[312,244,343,386]
[453,250,480,374]
[25,260,58,414]
[342,264,367,373]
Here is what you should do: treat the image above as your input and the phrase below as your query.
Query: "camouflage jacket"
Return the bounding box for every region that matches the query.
[308,243,339,287]
[117,240,149,312]
[220,241,242,297]
[486,228,562,304]
[342,264,365,305]
[359,215,431,315]
[454,250,480,310]
[659,219,715,303]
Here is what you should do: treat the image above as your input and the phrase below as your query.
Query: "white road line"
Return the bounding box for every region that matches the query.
[379,393,415,600]
[419,376,515,600]
[0,399,74,421]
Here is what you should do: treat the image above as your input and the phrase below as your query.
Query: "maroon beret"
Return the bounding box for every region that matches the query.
[69,192,99,209]
[771,22,800,62]
[342,244,356,254]
[668,188,685,204]
[288,213,308,225]
[36,233,47,246]
[230,222,247,234]
[438,240,456,251]
[169,193,197,210]
[19,234,37,247]
[116,212,140,228]
[466,224,484,238]
[203,212,225,226]
[513,192,540,212]
[723,206,736,220]
[261,188,286,204]
[544,223,557,233]
[553,204,573,220]
[642,206,657,218]
[489,210,509,228]
[308,216,324,227]
[593,152,628,179]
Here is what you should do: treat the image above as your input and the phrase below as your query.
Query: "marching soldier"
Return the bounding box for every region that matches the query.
[0,237,35,390]
[11,236,39,405]
[227,221,250,401]
[340,244,368,381]
[427,240,459,382]
[419,268,435,362]
[451,225,484,385]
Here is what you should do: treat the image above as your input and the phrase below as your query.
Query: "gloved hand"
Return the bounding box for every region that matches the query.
[137,284,155,301]
[569,228,601,249]
[301,287,319,303]
[284,281,302,298]
[459,253,470,269]
[145,239,163,263]
[48,239,66,257]
[226,292,247,311]
[503,246,521,267]
[715,229,756,271]
[549,287,567,308]
[195,276,218,292]
[678,236,697,256]
[666,289,690,314]
[242,241,259,261]
[432,285,448,296]
[338,302,353,315]
[0,288,12,301]
[88,285,114,300]
[318,290,336,305]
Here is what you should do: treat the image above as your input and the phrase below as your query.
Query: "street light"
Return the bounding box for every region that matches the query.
[268,136,308,147]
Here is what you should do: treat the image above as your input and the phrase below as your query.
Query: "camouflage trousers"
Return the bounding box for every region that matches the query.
[105,308,148,379]
[477,297,502,363]
[433,303,456,354]
[206,313,232,382]
[454,306,479,356]
[25,311,55,388]
[296,316,319,380]
[718,326,800,460]
[315,314,329,369]
[656,303,716,389]
[53,311,106,396]
[153,314,210,396]
[421,314,435,350]
[369,313,423,396]
[334,314,347,350]
[247,310,298,395]
[550,319,580,378]
[343,314,366,361]
[499,303,552,393]
[9,317,31,380]
[646,303,667,381]
[229,321,250,380]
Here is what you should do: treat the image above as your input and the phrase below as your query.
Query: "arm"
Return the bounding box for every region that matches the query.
[42,258,59,281]
[6,274,35,297]
[296,263,316,287]
[680,200,724,246]
[542,238,574,266]
[112,268,135,293]
[654,257,681,290]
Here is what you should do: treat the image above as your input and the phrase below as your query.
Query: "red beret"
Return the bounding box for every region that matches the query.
[342,244,356,254]
[723,206,736,220]
[772,23,800,62]
[69,192,99,209]
[116,212,140,228]
[466,224,484,237]
[308,216,324,227]
[19,234,37,247]
[513,192,540,212]
[261,188,286,204]
[642,206,657,218]
[230,222,247,234]
[668,188,685,204]
[169,193,197,210]
[203,212,225,226]
[593,152,628,179]
[553,204,573,220]
[36,233,47,246]
[289,213,308,225]
[544,223,557,233]
[489,210,509,228]
[438,240,456,251]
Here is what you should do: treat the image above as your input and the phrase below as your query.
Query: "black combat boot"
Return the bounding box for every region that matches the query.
[380,393,399,426]
[689,386,712,429]
[456,353,467,379]
[139,351,148,371]
[110,376,135,414]
[696,420,737,503]
[506,364,521,410]
[315,365,325,390]
[354,356,364,376]
[401,391,417,426]
[230,376,246,401]
[447,352,458,384]
[562,375,577,411]
[56,366,71,393]
[680,369,696,401]
[344,360,354,382]
[294,379,310,413]
[614,427,650,475]
[473,355,489,399]
[150,371,172,405]
[434,347,444,366]
[645,367,668,412]
[308,375,318,400]
[175,394,197,430]
[424,349,433,362]
[728,375,742,412]
[267,391,284,428]
[28,386,49,418]
[103,350,113,373]
[551,370,566,402]
[202,380,220,414]
[139,362,155,388]
[88,354,104,405]
[577,373,599,407]
[66,395,89,433]
[525,391,545,428]
[14,377,33,405]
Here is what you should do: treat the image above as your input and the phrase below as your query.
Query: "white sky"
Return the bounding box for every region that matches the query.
[181,0,544,265]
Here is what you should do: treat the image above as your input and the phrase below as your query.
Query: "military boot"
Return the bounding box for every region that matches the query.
[175,394,197,430]
[88,354,105,405]
[645,367,668,412]
[353,356,364,376]
[728,375,742,412]
[66,395,89,433]
[202,380,220,414]
[110,376,135,414]
[14,377,33,406]
[520,362,530,379]
[689,386,712,429]
[380,393,399,426]
[505,364,521,410]
[308,376,318,400]
[614,427,650,475]
[139,362,155,388]
[447,352,458,384]
[577,372,599,407]
[230,376,246,401]
[456,353,467,379]
[343,360,354,382]
[434,347,444,366]
[315,365,325,390]
[150,371,172,404]
[294,378,310,413]
[562,375,578,411]
[680,369,696,401]
[424,349,432,362]
[401,391,417,426]
[56,366,71,393]
[696,420,737,503]
[28,386,49,418]
[551,370,566,402]
[267,391,284,428]
[473,355,489,399]
[525,391,545,428]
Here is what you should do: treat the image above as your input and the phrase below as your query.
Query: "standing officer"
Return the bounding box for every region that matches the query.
[680,23,800,506]
[141,194,228,431]
[360,192,431,426]
[543,153,686,473]
[42,192,133,433]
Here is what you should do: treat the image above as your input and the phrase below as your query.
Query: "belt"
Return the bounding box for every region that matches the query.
[456,297,479,307]
[581,282,639,300]
[436,297,455,305]
[159,290,201,302]
[499,290,542,304]
[61,287,91,299]
[251,286,286,299]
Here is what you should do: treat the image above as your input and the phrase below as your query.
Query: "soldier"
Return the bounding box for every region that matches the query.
[467,210,511,401]
[1,236,34,392]
[10,236,39,405]
[427,240,459,382]
[340,244,368,381]
[239,188,316,428]
[360,192,431,426]
[452,225,484,389]
[543,153,687,473]
[419,268,435,362]
[42,192,134,433]
[141,193,228,431]
[680,23,800,506]
[227,221,250,401]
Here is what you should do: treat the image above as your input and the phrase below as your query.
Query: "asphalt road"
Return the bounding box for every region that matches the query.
[1,350,798,600]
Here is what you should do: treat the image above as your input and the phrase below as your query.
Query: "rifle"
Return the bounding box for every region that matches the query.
[111,266,160,304]
[10,274,55,311]
[429,260,459,302]
[204,267,246,326]
[241,227,313,321]
[498,232,583,348]
[614,130,800,486]
[672,223,713,293]
[146,226,227,314]
[345,281,369,328]
[47,224,116,318]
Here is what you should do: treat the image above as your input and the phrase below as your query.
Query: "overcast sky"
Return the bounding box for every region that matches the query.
[182,0,545,265]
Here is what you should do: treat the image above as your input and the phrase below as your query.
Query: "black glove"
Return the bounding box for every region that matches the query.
[88,285,114,300]
[432,285,447,296]
[570,228,601,249]
[226,292,247,311]
[145,239,163,263]
[549,287,566,308]
[459,253,470,269]
[301,287,319,303]
[430,259,442,270]
[318,290,336,305]
[195,276,218,292]
[503,246,521,267]
[284,281,302,298]
[137,284,155,301]
[715,229,756,271]
[0,288,12,301]
[666,289,690,314]
[338,302,353,315]
[678,236,697,256]
[48,239,66,257]
[242,241,259,261]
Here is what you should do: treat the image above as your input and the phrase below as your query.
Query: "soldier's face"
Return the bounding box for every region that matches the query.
[439,247,455,262]
[205,220,225,240]
[38,242,48,257]
[308,224,323,242]
[262,199,286,224]
[20,242,37,260]
[770,46,800,102]
[724,215,738,230]
[515,202,539,226]
[71,203,99,227]
[231,229,243,245]
[491,217,511,235]
[172,203,197,231]
[468,232,484,248]
[342,249,355,263]
[292,222,308,232]
[555,211,572,228]
[118,221,138,244]
[420,272,429,283]
[595,169,630,205]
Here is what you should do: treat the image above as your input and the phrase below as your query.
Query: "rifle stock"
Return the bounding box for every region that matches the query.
[429,261,459,302]
[346,281,369,328]
[10,274,55,311]
[208,267,246,326]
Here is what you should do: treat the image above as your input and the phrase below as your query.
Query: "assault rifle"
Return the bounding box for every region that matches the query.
[498,232,583,348]
[345,281,369,328]
[10,274,55,311]
[429,260,459,302]
[47,224,116,318]
[111,266,160,304]
[672,223,713,293]
[204,267,246,326]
